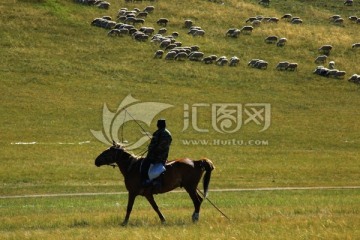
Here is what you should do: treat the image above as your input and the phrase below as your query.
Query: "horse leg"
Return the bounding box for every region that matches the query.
[122,193,136,226]
[185,187,203,222]
[145,194,166,224]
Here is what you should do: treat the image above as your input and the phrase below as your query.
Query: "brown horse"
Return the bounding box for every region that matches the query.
[94,142,215,226]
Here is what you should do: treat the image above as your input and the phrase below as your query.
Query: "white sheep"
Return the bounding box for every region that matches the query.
[240,26,254,35]
[265,35,278,44]
[165,51,177,60]
[277,38,287,47]
[188,51,204,61]
[318,45,333,55]
[315,55,328,64]
[352,43,360,49]
[154,50,164,59]
[286,63,298,71]
[276,61,289,71]
[328,61,335,69]
[229,56,240,67]
[344,0,353,6]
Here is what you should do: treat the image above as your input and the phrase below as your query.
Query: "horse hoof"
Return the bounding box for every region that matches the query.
[121,221,128,227]
[192,212,199,222]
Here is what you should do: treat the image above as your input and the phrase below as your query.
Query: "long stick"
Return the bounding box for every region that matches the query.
[196,188,231,220]
[124,108,152,140]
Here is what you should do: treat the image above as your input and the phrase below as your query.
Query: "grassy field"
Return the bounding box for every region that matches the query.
[1,0,360,238]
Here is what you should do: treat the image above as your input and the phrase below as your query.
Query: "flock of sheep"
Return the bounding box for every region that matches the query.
[85,0,359,84]
[74,0,111,9]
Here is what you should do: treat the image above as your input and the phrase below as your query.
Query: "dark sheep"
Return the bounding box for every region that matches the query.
[157,18,169,27]
[265,35,278,44]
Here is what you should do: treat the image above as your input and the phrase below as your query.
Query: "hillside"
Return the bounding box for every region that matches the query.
[1,0,360,239]
[1,0,360,193]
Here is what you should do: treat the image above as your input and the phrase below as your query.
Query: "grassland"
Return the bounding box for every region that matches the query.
[1,0,360,238]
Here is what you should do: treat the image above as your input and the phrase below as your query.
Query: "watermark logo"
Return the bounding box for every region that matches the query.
[183,103,271,133]
[90,94,173,150]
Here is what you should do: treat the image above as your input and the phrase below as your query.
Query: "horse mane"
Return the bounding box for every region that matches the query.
[114,143,144,162]
[123,148,143,162]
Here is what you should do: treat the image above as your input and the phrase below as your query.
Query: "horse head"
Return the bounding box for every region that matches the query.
[95,141,124,167]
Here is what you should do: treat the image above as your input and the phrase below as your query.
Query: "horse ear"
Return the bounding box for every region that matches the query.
[112,140,116,146]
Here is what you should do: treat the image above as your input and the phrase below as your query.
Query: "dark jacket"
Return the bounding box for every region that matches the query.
[146,128,172,164]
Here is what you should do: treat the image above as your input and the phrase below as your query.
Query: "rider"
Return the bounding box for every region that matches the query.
[142,119,172,186]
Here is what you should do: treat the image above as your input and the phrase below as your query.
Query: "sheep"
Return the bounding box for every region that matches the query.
[248,59,268,69]
[134,18,145,25]
[315,55,328,64]
[134,33,148,42]
[139,27,155,36]
[105,21,116,29]
[328,61,335,69]
[240,26,254,35]
[291,18,303,24]
[165,51,177,60]
[226,28,240,38]
[251,20,261,27]
[352,43,360,49]
[335,71,346,79]
[107,29,121,37]
[348,74,360,84]
[357,18,360,24]
[258,0,270,6]
[137,12,148,18]
[229,56,240,67]
[188,51,204,61]
[192,29,205,37]
[333,18,344,25]
[248,59,260,67]
[165,43,177,51]
[276,61,289,71]
[318,45,333,55]
[277,38,287,47]
[157,18,169,27]
[217,58,229,66]
[281,13,292,21]
[102,16,112,20]
[97,1,110,9]
[265,35,278,44]
[327,69,339,78]
[175,52,188,61]
[254,60,268,69]
[184,20,193,28]
[286,63,298,71]
[124,17,136,24]
[215,56,227,65]
[268,17,279,23]
[154,50,164,59]
[329,15,341,22]
[348,16,358,22]
[202,55,217,64]
[143,6,155,13]
[344,0,353,6]
[190,45,200,52]
[159,39,172,48]
[245,17,258,23]
[313,66,330,77]
[187,27,201,35]
[171,32,179,38]
[158,28,167,35]
[326,70,346,79]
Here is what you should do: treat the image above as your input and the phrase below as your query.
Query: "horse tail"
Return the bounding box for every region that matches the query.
[201,158,215,198]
